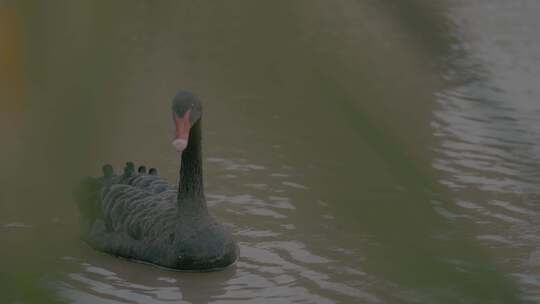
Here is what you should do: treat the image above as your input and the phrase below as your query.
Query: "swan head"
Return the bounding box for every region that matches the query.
[171,91,202,153]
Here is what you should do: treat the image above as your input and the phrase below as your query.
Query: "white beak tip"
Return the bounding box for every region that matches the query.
[172,139,188,152]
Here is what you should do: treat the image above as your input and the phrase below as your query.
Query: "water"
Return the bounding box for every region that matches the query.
[1,1,539,303]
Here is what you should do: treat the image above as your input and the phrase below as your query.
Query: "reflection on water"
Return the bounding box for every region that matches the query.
[1,0,539,303]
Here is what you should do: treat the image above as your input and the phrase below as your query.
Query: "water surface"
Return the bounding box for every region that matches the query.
[1,1,539,303]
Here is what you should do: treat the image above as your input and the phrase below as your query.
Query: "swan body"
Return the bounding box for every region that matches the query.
[75,91,238,271]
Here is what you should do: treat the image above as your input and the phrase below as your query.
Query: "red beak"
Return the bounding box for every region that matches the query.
[173,109,191,152]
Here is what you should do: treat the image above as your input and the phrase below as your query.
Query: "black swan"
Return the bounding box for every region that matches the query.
[75,91,238,271]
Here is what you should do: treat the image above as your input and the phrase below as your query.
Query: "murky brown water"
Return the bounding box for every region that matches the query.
[1,1,539,303]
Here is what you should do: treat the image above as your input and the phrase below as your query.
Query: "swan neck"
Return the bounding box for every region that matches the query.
[177,120,205,210]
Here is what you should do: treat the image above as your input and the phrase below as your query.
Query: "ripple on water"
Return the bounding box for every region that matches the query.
[208,193,292,220]
[56,240,378,304]
[1,222,32,229]
[238,243,380,303]
[433,2,540,299]
[281,181,309,190]
[207,157,266,172]
[58,262,184,304]
[54,153,379,304]
[204,156,382,302]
